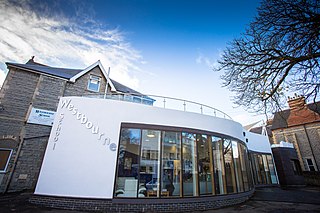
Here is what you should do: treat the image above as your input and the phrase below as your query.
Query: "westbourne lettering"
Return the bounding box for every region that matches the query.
[60,99,116,151]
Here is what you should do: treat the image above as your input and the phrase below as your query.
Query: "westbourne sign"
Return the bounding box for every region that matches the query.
[53,99,117,152]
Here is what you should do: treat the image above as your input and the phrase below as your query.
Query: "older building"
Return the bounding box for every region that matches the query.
[0,57,144,193]
[270,95,320,173]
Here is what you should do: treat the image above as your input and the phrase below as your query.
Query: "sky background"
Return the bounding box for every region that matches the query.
[0,0,267,125]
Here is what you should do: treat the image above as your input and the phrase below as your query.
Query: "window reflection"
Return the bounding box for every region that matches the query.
[250,153,277,185]
[267,155,278,184]
[140,130,161,198]
[224,139,237,193]
[161,131,181,197]
[238,144,249,191]
[197,134,213,195]
[114,127,275,199]
[114,128,141,197]
[262,155,271,184]
[232,141,244,192]
[211,136,226,195]
[182,132,198,196]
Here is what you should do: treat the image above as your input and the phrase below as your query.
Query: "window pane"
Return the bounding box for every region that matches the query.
[223,139,237,193]
[161,131,181,197]
[238,144,249,191]
[114,128,141,197]
[182,132,198,196]
[197,134,213,195]
[0,149,12,171]
[245,149,254,189]
[267,155,278,184]
[251,153,260,184]
[87,75,101,92]
[140,130,161,198]
[257,154,267,184]
[262,155,271,184]
[232,141,244,192]
[212,136,226,195]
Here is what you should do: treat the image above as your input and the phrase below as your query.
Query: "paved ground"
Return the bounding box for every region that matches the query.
[0,186,319,212]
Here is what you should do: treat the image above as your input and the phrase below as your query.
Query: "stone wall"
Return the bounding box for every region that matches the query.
[272,123,320,172]
[0,68,40,193]
[303,171,320,186]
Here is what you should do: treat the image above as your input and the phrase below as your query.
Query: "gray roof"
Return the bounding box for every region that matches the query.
[271,102,320,130]
[6,62,82,79]
[110,79,142,95]
[6,61,142,95]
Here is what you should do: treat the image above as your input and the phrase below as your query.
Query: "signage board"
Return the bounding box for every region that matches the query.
[27,107,56,126]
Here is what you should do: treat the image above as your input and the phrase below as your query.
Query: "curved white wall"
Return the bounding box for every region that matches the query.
[35,97,272,199]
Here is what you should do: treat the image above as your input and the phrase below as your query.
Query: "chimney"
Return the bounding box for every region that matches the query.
[286,94,320,127]
[26,56,35,64]
[287,94,306,111]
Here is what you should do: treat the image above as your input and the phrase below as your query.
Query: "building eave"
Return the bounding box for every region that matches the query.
[6,63,69,81]
[69,60,117,92]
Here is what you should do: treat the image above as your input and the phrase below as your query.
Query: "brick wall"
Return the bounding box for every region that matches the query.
[30,189,254,212]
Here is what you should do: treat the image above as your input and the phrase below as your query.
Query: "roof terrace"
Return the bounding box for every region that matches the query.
[85,92,233,120]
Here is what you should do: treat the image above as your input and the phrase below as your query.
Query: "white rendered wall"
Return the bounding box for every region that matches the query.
[246,131,272,153]
[35,97,272,199]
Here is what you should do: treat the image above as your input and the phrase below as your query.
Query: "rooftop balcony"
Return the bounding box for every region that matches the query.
[85,92,233,120]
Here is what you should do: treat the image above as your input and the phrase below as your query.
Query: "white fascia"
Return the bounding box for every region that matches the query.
[69,60,116,92]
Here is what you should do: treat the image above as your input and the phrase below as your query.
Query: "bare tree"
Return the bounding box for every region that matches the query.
[216,0,320,114]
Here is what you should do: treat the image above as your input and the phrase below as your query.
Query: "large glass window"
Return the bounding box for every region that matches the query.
[211,136,226,195]
[257,154,267,184]
[197,134,213,195]
[182,132,198,196]
[262,155,271,184]
[232,141,244,192]
[267,155,278,184]
[114,126,258,199]
[140,130,161,198]
[223,139,237,193]
[251,153,277,185]
[114,128,141,197]
[161,131,181,197]
[238,144,249,191]
[251,153,260,185]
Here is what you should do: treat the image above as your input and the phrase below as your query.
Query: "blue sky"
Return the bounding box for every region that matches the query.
[0,0,266,125]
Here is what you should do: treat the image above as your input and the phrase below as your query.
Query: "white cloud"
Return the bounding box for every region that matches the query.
[0,69,6,88]
[196,52,219,69]
[0,0,143,89]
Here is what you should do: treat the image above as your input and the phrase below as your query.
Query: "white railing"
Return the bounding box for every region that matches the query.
[84,92,233,120]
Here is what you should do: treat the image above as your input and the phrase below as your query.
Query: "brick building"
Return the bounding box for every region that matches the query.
[270,95,320,173]
[0,57,142,193]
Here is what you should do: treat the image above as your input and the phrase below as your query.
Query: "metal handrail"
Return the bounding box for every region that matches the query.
[84,92,233,120]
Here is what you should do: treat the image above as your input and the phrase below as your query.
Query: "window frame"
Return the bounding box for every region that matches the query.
[114,124,255,199]
[306,158,317,171]
[0,148,13,173]
[87,75,102,92]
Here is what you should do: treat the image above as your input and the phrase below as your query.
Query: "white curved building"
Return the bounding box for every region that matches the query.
[32,95,277,212]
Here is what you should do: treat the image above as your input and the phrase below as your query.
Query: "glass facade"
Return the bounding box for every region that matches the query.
[114,126,273,198]
[250,152,278,185]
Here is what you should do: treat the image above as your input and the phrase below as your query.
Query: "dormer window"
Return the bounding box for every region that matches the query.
[87,75,101,92]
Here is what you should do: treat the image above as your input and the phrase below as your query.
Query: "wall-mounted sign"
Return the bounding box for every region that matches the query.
[27,107,56,126]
